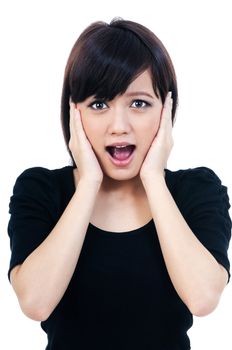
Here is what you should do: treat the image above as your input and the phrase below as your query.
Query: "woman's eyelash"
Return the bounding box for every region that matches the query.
[131,99,151,108]
[88,99,152,110]
[88,100,108,110]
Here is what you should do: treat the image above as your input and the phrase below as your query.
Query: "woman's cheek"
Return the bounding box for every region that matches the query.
[148,119,160,141]
[79,113,96,142]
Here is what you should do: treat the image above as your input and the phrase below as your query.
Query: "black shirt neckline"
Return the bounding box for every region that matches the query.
[69,166,154,236]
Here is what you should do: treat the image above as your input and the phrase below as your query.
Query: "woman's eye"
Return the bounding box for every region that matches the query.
[90,101,108,110]
[131,100,150,108]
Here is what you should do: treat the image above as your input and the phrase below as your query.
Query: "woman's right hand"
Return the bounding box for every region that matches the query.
[69,101,103,186]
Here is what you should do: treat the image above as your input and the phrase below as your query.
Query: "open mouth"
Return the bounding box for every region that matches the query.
[105,145,136,161]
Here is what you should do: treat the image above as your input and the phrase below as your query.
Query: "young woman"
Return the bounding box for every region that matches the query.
[8,18,231,349]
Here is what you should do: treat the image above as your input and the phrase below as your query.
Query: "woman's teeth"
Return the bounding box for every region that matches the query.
[106,145,135,160]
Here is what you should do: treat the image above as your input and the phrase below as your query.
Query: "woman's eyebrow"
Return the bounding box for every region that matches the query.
[124,91,155,99]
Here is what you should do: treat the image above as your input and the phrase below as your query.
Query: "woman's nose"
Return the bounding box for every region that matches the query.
[108,109,131,135]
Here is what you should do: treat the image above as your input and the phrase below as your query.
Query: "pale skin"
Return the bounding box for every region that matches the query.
[10,70,228,321]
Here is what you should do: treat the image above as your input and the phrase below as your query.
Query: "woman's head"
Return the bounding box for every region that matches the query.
[61,18,178,166]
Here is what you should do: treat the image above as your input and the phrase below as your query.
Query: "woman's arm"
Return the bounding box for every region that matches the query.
[10,103,103,322]
[10,180,100,322]
[140,92,228,316]
[142,175,228,317]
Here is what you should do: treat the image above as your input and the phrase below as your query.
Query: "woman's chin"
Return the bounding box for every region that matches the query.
[102,167,140,182]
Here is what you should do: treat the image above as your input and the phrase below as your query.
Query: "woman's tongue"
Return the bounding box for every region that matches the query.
[112,146,134,160]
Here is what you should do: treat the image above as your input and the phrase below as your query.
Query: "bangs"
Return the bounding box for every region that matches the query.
[69,27,156,102]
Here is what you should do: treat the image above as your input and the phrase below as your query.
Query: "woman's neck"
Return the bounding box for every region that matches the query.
[99,174,146,201]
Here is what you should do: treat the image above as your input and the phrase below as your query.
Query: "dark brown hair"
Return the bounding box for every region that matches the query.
[61,18,178,166]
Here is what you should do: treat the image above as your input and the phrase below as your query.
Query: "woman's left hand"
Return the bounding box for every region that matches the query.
[140,92,174,182]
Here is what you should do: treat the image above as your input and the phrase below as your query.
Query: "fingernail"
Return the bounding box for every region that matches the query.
[168,91,172,98]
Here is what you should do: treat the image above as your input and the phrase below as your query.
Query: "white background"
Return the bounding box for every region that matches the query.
[0,0,231,349]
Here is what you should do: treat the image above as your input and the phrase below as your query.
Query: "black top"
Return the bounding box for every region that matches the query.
[8,166,231,350]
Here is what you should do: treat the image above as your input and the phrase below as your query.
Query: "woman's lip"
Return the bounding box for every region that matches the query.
[106,142,135,147]
[106,147,136,167]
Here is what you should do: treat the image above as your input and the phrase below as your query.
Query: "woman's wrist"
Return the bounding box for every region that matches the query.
[76,178,102,194]
[141,171,166,189]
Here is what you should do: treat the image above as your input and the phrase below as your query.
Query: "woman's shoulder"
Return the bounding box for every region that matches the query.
[15,165,74,184]
[17,164,73,176]
[165,166,230,210]
[12,165,74,199]
[165,166,223,188]
[10,165,75,215]
[165,166,230,204]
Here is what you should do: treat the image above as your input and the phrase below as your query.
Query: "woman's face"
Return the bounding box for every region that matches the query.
[77,69,163,181]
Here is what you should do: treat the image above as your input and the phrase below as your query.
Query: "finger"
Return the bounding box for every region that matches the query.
[162,92,173,119]
[69,102,85,145]
[69,99,76,119]
[159,92,173,129]
[69,100,80,133]
[69,101,76,138]
[72,107,89,144]
[153,93,172,141]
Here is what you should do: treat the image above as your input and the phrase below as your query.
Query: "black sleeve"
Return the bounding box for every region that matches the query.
[7,167,58,280]
[176,167,231,283]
